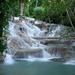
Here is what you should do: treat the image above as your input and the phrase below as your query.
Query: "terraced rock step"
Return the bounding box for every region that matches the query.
[32,36,74,45]
[12,47,42,55]
[32,36,61,39]
[15,48,42,52]
[13,48,43,58]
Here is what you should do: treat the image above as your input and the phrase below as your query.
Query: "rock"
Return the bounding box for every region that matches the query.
[34,20,48,30]
[25,17,35,23]
[72,42,75,47]
[13,49,42,58]
[51,58,65,63]
[34,20,42,25]
[14,17,20,21]
[29,50,43,58]
[7,37,32,55]
[47,47,69,58]
[63,40,72,45]
[69,32,75,37]
[71,42,75,50]
[14,52,28,58]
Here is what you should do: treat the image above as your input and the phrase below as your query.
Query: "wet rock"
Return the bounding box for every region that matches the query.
[14,52,28,58]
[62,40,72,45]
[71,42,75,50]
[34,20,43,26]
[69,32,75,37]
[72,42,75,47]
[51,58,65,63]
[29,50,43,58]
[13,17,20,21]
[7,37,31,55]
[47,47,70,58]
[25,17,35,22]
[13,49,42,58]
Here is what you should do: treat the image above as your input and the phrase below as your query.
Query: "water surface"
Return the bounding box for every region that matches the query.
[0,61,75,75]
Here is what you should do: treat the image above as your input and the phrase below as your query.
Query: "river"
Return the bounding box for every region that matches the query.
[0,61,75,75]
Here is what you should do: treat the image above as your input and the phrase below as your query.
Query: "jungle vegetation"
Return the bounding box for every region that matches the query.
[0,0,75,52]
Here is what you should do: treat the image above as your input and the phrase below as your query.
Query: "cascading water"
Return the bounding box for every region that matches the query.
[4,18,61,64]
[4,53,14,65]
[48,25,61,37]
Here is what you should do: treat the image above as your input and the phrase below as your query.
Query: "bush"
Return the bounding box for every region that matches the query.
[33,7,45,20]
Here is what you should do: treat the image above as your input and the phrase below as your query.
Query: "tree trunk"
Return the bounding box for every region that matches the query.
[19,0,25,16]
[61,0,75,31]
[36,0,38,7]
[66,9,75,31]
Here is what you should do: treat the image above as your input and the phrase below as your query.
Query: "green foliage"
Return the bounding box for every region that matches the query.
[0,0,7,52]
[0,0,75,52]
[33,7,45,20]
[0,0,24,52]
[1,0,75,26]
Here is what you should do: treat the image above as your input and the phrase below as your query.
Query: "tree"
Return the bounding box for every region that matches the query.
[0,0,8,52]
[19,0,25,16]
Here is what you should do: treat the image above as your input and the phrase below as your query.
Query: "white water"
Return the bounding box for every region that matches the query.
[48,25,61,37]
[21,20,42,37]
[64,59,75,65]
[4,18,62,64]
[8,22,17,37]
[4,53,14,65]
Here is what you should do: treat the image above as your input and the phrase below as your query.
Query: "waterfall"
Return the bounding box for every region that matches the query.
[4,18,61,63]
[48,25,61,37]
[42,50,51,58]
